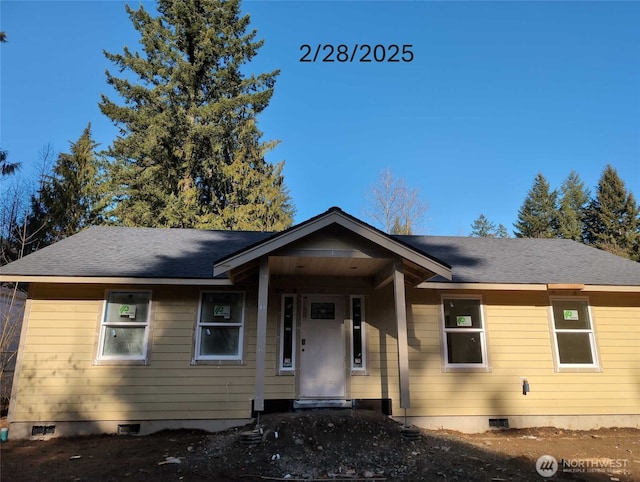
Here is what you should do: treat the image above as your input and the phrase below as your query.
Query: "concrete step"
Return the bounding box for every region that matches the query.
[293,399,353,409]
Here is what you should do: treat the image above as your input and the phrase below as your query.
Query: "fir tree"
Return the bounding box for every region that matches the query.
[0,150,20,177]
[556,170,590,241]
[0,33,20,177]
[28,124,105,249]
[514,173,558,238]
[495,224,510,238]
[583,165,639,260]
[99,0,293,230]
[470,214,510,238]
[470,214,496,237]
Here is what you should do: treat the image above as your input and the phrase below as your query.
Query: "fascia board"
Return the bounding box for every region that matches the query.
[214,211,452,280]
[0,275,232,286]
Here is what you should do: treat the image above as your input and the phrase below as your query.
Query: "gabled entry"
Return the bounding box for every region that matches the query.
[213,207,453,413]
[299,295,346,399]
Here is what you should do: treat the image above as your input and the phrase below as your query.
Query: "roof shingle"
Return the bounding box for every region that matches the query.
[1,225,639,286]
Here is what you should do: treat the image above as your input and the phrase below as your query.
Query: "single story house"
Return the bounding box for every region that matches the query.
[1,207,639,438]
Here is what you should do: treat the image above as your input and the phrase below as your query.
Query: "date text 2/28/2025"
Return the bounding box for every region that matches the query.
[299,44,414,63]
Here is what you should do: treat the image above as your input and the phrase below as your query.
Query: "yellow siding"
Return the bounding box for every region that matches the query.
[11,281,640,427]
[371,289,640,418]
[11,284,296,423]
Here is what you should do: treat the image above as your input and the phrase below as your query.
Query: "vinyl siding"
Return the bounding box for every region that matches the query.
[379,289,640,418]
[11,283,284,423]
[10,282,640,426]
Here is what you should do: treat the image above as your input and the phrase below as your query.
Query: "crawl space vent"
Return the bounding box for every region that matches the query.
[117,423,141,435]
[31,425,56,436]
[488,418,509,428]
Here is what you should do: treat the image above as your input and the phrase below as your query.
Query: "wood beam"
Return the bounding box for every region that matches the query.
[373,261,395,290]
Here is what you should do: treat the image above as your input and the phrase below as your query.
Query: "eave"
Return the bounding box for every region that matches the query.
[0,275,232,286]
[214,207,452,284]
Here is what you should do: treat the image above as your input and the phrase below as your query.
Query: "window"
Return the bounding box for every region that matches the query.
[279,295,296,371]
[98,291,151,361]
[351,296,366,371]
[310,302,335,319]
[442,297,488,368]
[550,299,599,369]
[196,292,244,360]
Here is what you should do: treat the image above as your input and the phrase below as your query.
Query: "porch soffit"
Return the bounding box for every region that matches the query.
[216,210,452,286]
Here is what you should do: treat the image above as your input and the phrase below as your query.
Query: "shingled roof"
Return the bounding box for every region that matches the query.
[1,221,639,286]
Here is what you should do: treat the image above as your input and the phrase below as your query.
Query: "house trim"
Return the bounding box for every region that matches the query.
[419,282,640,293]
[213,208,452,282]
[0,276,233,286]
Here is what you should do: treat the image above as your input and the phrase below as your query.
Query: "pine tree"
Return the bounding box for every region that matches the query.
[556,170,589,241]
[99,0,293,230]
[470,214,510,238]
[28,124,105,249]
[514,173,559,238]
[0,33,20,177]
[495,224,510,238]
[0,150,20,177]
[583,165,639,260]
[470,214,496,237]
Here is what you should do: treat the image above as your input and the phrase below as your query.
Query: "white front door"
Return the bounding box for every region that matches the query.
[299,296,346,398]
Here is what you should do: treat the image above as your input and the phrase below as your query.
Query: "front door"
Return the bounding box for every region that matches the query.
[299,295,346,398]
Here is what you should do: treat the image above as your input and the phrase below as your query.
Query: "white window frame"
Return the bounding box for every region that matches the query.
[549,297,600,371]
[350,295,367,372]
[97,290,152,363]
[195,291,245,361]
[441,295,489,371]
[279,294,297,371]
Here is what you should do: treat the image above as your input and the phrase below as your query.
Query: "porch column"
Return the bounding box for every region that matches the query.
[393,258,411,409]
[255,257,269,412]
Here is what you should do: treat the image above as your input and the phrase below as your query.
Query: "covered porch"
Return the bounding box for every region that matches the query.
[213,208,452,414]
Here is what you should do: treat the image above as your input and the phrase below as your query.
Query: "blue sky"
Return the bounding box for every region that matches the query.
[1,1,639,235]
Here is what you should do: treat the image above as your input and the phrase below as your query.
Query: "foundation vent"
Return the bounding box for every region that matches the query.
[488,418,509,429]
[31,425,56,436]
[117,423,141,435]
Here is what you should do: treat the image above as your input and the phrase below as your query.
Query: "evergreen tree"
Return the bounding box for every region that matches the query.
[583,165,639,260]
[28,124,105,249]
[99,0,293,230]
[0,34,20,177]
[470,214,496,237]
[495,224,510,238]
[470,214,510,238]
[556,170,590,241]
[0,150,20,177]
[514,173,558,238]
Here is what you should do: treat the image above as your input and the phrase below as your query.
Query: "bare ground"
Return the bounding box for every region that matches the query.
[1,410,638,482]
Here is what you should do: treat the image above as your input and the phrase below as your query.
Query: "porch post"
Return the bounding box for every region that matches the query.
[393,258,411,409]
[255,257,269,412]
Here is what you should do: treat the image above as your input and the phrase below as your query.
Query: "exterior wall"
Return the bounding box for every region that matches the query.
[9,283,275,438]
[9,281,640,438]
[350,284,400,403]
[400,288,640,432]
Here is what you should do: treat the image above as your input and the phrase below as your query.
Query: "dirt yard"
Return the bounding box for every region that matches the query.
[1,410,638,481]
